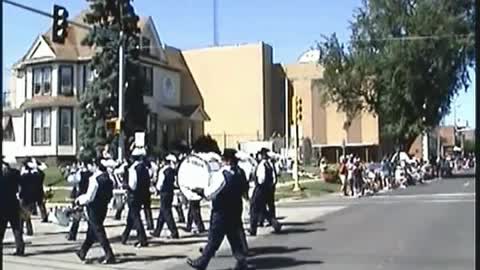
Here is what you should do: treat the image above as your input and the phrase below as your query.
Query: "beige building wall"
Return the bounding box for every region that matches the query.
[283,62,379,149]
[182,43,273,148]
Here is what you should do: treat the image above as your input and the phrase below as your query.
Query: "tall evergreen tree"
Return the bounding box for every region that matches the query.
[317,0,475,150]
[78,0,148,160]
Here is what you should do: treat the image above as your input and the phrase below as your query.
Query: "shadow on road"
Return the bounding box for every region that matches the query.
[276,227,326,234]
[24,246,79,256]
[116,254,186,264]
[246,256,324,269]
[148,239,207,247]
[281,220,324,226]
[248,246,312,257]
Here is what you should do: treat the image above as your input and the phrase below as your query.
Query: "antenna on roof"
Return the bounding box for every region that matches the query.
[213,0,218,46]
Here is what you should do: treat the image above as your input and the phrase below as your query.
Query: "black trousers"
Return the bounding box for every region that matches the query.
[122,200,148,245]
[186,201,205,232]
[196,212,247,268]
[259,186,276,225]
[174,205,186,223]
[19,201,35,235]
[0,210,25,255]
[153,192,178,237]
[79,206,114,259]
[143,196,154,230]
[249,187,280,236]
[114,200,126,220]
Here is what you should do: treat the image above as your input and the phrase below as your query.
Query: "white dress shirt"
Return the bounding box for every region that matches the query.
[255,160,277,185]
[203,166,229,200]
[156,164,175,191]
[76,170,102,206]
[128,161,141,190]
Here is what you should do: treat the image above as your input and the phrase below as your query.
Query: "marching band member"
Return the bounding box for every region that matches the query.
[121,147,150,248]
[151,154,179,239]
[113,159,129,220]
[142,155,155,231]
[187,149,249,270]
[66,159,93,241]
[75,158,116,264]
[19,158,48,236]
[1,156,25,256]
[249,148,282,236]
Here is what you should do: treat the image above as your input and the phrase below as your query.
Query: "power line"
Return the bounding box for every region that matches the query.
[3,0,91,30]
[352,33,473,43]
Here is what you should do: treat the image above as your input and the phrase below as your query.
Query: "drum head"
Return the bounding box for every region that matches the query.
[178,154,222,201]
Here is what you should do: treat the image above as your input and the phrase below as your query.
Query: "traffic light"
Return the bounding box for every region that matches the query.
[106,118,121,135]
[52,5,69,44]
[291,96,297,125]
[296,96,303,122]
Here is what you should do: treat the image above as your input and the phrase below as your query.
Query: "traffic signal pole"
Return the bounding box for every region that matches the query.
[292,96,302,192]
[118,30,125,161]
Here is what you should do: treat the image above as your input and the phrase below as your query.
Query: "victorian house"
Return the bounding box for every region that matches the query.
[3,11,209,164]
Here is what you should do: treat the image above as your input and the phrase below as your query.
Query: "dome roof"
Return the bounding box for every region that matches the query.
[298,49,321,63]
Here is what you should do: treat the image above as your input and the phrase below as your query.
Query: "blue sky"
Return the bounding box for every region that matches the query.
[2,0,475,127]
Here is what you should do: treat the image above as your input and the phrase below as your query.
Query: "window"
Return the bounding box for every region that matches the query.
[59,65,73,96]
[32,67,52,96]
[82,64,94,94]
[59,107,73,145]
[2,117,14,141]
[142,66,153,96]
[141,37,151,54]
[32,108,51,145]
[148,113,158,145]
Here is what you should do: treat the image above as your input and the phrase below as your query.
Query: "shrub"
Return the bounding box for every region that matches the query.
[302,137,313,166]
[322,164,340,184]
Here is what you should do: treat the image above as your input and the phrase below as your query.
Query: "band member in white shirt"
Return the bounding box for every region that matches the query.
[249,148,282,236]
[187,149,249,270]
[75,158,115,264]
[151,154,180,239]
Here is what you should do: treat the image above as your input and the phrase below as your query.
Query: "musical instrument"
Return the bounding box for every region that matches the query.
[51,206,84,227]
[177,152,222,201]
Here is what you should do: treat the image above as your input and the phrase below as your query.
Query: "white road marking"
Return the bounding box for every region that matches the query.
[464,181,470,187]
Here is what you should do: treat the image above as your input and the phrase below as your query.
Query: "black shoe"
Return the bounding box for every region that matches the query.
[121,237,128,245]
[168,233,180,239]
[101,257,116,265]
[150,231,160,238]
[26,231,33,236]
[75,250,86,261]
[233,261,249,270]
[187,258,206,270]
[13,250,25,256]
[134,242,148,248]
[66,235,76,241]
[41,219,49,223]
[272,223,282,234]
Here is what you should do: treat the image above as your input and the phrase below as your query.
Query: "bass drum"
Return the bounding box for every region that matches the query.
[177,152,222,201]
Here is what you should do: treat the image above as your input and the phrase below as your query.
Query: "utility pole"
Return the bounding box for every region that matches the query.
[213,0,218,46]
[292,96,303,192]
[284,77,289,152]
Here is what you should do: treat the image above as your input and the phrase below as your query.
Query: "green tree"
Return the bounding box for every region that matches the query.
[78,0,148,160]
[317,0,475,150]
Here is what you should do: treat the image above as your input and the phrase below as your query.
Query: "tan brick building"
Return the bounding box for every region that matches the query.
[282,60,380,162]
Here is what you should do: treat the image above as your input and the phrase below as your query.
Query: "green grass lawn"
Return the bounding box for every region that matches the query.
[46,189,73,204]
[44,167,69,187]
[276,180,340,201]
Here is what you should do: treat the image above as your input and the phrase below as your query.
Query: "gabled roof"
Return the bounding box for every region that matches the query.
[15,10,153,65]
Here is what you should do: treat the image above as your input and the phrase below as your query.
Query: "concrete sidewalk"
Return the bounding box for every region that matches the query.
[3,199,346,270]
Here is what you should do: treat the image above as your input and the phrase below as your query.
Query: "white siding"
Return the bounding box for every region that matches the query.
[27,39,55,60]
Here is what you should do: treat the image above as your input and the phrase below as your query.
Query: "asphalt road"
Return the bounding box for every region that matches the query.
[199,174,476,270]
